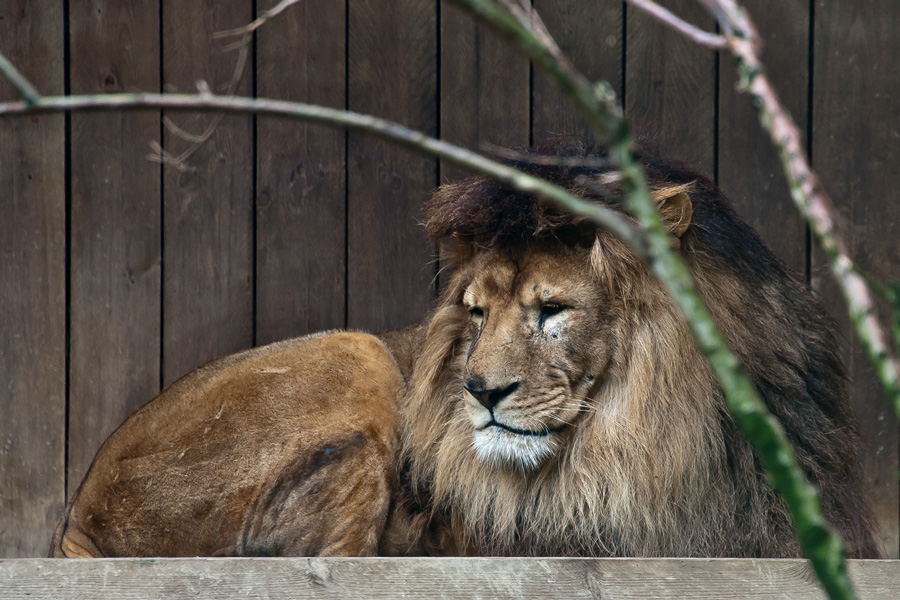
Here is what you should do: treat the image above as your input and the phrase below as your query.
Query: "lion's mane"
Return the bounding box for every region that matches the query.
[394,143,879,558]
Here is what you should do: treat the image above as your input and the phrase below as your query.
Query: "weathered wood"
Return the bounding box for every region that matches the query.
[347,0,437,332]
[0,1,66,558]
[717,0,809,274]
[67,0,162,493]
[255,0,347,344]
[625,0,716,175]
[162,0,254,384]
[532,0,623,143]
[811,0,900,559]
[439,0,529,183]
[437,0,529,292]
[1,0,899,562]
[0,558,897,599]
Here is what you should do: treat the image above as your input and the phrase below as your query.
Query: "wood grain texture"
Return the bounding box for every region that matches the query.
[0,1,66,557]
[625,0,716,174]
[812,0,900,558]
[717,0,809,274]
[67,0,162,494]
[532,0,623,144]
[162,0,254,385]
[439,0,529,184]
[0,558,897,599]
[347,0,437,332]
[255,0,346,345]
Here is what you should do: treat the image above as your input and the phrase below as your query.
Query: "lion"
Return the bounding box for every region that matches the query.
[51,144,879,559]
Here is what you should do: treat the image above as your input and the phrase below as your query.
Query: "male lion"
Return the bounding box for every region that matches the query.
[52,145,879,559]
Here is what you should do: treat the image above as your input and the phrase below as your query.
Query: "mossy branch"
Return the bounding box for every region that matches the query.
[447,1,855,599]
[695,0,900,435]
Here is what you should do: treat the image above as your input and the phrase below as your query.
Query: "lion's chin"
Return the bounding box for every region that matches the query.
[471,426,558,471]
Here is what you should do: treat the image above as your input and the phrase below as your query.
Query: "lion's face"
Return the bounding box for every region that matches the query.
[457,241,614,470]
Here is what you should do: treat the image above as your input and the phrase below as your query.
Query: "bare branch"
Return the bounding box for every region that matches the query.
[162,115,214,143]
[699,0,900,435]
[0,52,40,104]
[0,90,643,251]
[151,24,253,170]
[151,1,302,170]
[626,0,727,48]
[213,0,304,38]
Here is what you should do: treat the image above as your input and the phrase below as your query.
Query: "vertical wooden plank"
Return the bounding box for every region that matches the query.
[347,0,437,332]
[532,0,623,143]
[0,2,65,557]
[255,1,346,345]
[813,0,900,558]
[162,0,254,385]
[717,0,808,273]
[67,0,161,492]
[625,0,716,174]
[440,0,529,183]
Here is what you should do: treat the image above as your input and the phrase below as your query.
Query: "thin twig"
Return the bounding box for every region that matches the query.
[0,52,40,104]
[213,0,304,38]
[162,115,214,143]
[700,0,900,452]
[152,0,268,172]
[626,0,727,48]
[0,90,644,251]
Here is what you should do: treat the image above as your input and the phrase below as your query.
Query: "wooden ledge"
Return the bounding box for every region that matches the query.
[0,557,897,599]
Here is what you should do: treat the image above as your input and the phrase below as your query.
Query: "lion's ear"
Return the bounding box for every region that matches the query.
[652,184,693,239]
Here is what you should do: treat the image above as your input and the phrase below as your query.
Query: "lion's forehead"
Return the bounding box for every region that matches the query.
[465,245,595,308]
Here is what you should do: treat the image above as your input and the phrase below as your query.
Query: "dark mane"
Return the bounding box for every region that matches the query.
[426,141,787,280]
[427,141,734,245]
[426,141,620,245]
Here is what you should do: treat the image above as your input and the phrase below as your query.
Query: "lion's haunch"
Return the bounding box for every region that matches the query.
[51,332,402,558]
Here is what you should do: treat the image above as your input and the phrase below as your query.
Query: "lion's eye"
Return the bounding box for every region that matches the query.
[538,304,567,330]
[468,307,485,327]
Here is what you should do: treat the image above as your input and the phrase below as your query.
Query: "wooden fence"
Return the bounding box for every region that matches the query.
[1,0,898,559]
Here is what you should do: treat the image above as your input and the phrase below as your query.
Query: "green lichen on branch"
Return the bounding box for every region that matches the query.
[735,50,900,434]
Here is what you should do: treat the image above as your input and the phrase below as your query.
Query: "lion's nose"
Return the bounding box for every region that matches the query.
[464,378,520,410]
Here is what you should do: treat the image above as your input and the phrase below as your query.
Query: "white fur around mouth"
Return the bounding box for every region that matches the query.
[472,424,558,470]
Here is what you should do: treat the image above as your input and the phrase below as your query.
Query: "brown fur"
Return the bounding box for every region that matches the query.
[51,332,403,557]
[387,145,879,558]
